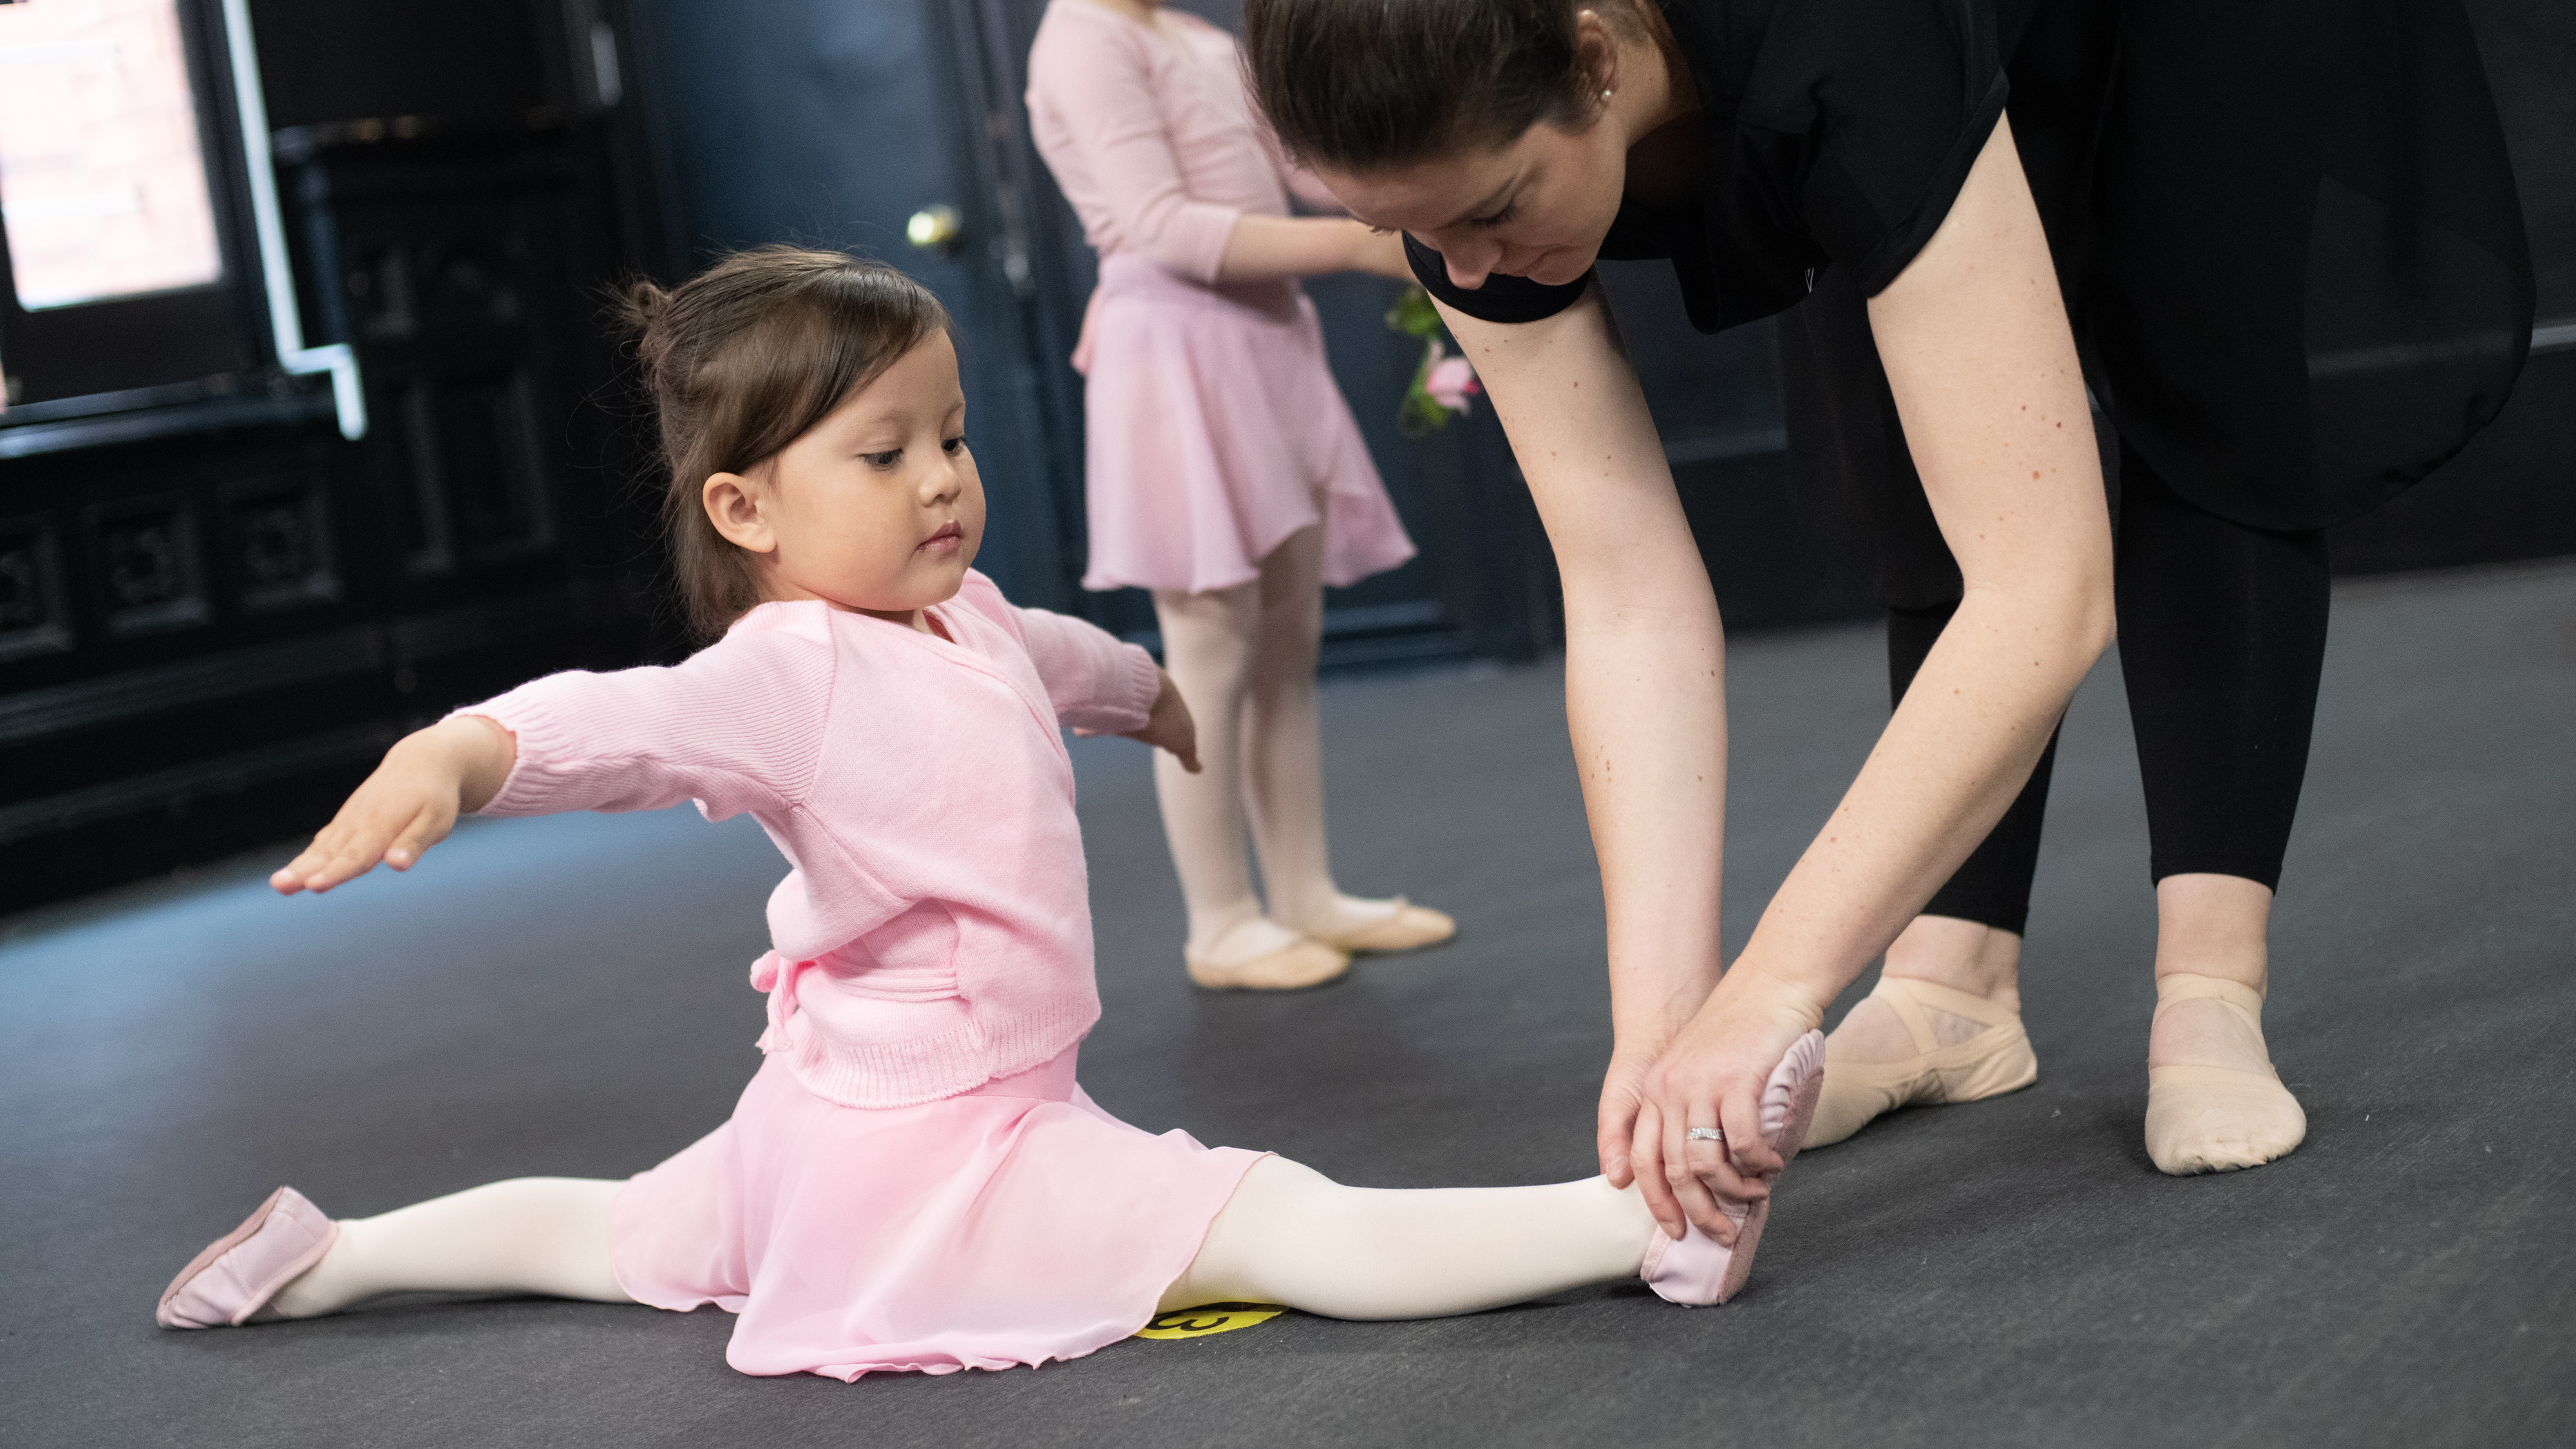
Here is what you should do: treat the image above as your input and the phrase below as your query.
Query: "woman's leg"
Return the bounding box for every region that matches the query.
[2115,448,2325,1172]
[1161,1158,1656,1320]
[1811,603,2056,1138]
[1151,578,1323,972]
[1776,311,2067,1072]
[1845,598,2061,1031]
[267,1178,631,1318]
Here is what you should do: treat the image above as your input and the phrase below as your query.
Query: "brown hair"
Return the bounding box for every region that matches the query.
[1242,0,1646,173]
[615,246,951,640]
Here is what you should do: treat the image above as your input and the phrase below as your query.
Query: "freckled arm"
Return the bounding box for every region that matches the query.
[1433,285,1729,1198]
[1643,115,2116,1229]
[1437,116,2114,1238]
[1727,115,2114,1019]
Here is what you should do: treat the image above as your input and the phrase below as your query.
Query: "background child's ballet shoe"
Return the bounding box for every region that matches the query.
[1186,936,1352,990]
[1312,898,1455,954]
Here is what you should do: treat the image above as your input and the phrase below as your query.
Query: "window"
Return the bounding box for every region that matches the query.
[0,0,227,312]
[0,0,264,412]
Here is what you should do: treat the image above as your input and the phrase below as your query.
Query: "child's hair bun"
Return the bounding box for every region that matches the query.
[615,278,676,366]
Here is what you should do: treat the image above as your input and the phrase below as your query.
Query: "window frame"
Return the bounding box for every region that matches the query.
[0,0,271,411]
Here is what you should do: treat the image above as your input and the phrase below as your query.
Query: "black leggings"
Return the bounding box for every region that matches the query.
[1890,444,2333,934]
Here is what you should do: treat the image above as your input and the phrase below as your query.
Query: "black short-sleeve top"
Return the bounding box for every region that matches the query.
[1408,0,2009,334]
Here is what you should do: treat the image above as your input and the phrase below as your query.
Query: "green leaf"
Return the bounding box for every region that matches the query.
[1383,284,1445,340]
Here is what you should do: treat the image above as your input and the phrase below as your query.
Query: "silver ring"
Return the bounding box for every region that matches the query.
[1685,1127,1726,1143]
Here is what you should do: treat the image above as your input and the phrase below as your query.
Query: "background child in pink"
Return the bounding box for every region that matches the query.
[152,250,1828,1379]
[1027,0,1454,990]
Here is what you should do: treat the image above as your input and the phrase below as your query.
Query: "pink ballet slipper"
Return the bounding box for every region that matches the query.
[1641,1030,1827,1306]
[156,1186,339,1329]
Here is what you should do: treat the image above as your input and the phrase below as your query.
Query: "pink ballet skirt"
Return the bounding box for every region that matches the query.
[610,1043,1265,1380]
[1075,254,1417,594]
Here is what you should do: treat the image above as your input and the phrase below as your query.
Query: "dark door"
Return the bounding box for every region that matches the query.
[629,0,1560,666]
[630,0,1080,614]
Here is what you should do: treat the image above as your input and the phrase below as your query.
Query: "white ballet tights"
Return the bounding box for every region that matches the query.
[1151,525,1394,961]
[1161,1158,1658,1320]
[269,1177,630,1318]
[267,1162,1658,1327]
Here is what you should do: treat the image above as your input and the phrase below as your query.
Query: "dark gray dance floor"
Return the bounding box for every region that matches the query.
[4,560,2570,1449]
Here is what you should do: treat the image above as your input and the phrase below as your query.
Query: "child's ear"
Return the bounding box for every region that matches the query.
[703,471,777,554]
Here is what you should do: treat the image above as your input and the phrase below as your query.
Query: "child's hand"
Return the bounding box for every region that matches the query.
[1119,670,1201,773]
[270,716,516,895]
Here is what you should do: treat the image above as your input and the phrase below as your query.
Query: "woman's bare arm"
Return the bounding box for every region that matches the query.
[1638,115,2116,1236]
[1431,283,1732,1202]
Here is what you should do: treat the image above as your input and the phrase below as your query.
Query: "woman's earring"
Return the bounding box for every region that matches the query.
[1601,89,1615,102]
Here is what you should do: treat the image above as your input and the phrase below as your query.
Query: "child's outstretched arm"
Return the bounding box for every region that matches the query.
[1009,598,1198,772]
[270,716,516,894]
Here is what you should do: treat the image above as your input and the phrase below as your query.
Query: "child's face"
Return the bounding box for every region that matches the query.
[708,330,985,627]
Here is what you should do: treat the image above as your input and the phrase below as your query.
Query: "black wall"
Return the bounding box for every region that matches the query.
[624,0,1559,667]
[1,0,2569,916]
[2325,0,2576,573]
[0,0,676,912]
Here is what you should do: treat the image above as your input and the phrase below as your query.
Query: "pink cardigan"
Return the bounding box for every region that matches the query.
[1025,0,1342,287]
[458,572,1161,1109]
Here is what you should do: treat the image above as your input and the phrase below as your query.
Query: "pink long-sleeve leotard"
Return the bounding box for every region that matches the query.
[460,571,1157,1108]
[450,573,1266,1381]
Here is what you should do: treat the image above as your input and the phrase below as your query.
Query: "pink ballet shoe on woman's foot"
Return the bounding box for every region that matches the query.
[2145,974,2306,1175]
[1807,976,2038,1148]
[1642,1030,1827,1307]
[156,1186,339,1329]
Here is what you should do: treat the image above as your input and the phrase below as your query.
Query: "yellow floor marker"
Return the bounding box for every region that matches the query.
[1133,1303,1286,1340]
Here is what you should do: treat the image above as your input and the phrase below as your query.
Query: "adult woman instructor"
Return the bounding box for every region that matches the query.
[1240,0,2530,1245]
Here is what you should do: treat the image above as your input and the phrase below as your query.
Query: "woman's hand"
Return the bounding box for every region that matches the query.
[1627,965,1827,1242]
[1596,1034,1665,1188]
[1432,282,1741,1226]
[1117,669,1202,772]
[270,715,516,895]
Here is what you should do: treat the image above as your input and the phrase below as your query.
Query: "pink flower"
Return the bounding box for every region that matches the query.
[1426,354,1481,413]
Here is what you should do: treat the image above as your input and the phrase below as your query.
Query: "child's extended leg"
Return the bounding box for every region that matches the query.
[1162,1160,1656,1319]
[157,1177,634,1327]
[269,1177,630,1317]
[1169,1030,1829,1317]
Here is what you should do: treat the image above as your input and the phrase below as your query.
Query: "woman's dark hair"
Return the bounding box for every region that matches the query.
[615,247,950,641]
[1243,0,1641,173]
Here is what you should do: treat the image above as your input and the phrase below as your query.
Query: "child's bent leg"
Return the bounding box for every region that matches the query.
[1238,526,1454,952]
[1236,525,1340,929]
[1150,583,1268,958]
[1153,580,1345,987]
[269,1177,631,1318]
[1162,1158,1656,1320]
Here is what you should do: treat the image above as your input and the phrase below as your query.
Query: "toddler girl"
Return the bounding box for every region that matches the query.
[1027,0,1452,989]
[152,248,1826,1380]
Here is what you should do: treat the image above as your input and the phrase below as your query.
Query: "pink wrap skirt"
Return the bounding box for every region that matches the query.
[1075,254,1417,594]
[610,1045,1265,1380]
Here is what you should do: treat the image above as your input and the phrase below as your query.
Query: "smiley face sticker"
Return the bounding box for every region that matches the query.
[1133,1303,1286,1340]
